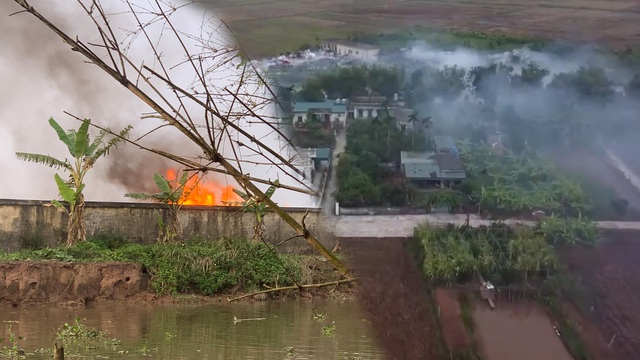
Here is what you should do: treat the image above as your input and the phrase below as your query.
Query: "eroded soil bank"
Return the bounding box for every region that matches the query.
[0,260,353,307]
[0,261,149,306]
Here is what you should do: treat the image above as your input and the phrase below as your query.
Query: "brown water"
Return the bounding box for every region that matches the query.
[473,301,573,360]
[0,299,383,359]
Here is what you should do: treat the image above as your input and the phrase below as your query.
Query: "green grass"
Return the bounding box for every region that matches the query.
[0,236,303,296]
[357,26,546,52]
[232,21,545,58]
[231,18,358,58]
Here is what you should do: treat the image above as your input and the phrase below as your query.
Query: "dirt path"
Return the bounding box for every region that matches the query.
[322,130,346,216]
[342,237,443,360]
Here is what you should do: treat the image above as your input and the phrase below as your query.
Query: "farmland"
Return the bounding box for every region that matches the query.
[198,0,640,57]
[561,230,640,360]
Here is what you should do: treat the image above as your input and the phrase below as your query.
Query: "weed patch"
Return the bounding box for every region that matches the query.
[0,237,304,296]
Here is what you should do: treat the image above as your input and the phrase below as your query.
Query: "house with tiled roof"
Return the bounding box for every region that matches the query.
[400,135,466,187]
[292,99,348,128]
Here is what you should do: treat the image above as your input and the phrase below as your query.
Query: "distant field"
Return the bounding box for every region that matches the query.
[198,0,640,57]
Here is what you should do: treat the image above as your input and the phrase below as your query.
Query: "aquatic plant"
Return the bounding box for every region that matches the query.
[321,322,336,337]
[55,318,122,356]
[0,324,24,358]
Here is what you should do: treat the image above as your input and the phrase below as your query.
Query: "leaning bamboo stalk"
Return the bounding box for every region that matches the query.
[12,0,352,278]
[227,278,357,302]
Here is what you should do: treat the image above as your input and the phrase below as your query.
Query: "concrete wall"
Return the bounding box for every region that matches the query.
[0,199,334,253]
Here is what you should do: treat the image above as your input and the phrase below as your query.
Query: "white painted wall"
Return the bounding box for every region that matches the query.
[334,44,379,60]
[352,106,382,119]
[293,111,347,126]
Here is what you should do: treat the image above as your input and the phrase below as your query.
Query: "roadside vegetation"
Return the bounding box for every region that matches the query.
[414,219,596,285]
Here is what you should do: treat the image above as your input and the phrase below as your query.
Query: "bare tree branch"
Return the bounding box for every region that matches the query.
[14,0,352,276]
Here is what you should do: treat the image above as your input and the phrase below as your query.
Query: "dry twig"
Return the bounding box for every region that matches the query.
[227,278,358,302]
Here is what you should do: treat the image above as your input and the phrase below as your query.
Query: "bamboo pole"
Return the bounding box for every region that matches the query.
[227,278,357,302]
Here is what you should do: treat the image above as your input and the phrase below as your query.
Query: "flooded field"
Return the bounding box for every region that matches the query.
[0,299,383,359]
[473,301,573,360]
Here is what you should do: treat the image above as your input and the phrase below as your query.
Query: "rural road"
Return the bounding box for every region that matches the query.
[321,130,346,215]
[330,214,640,238]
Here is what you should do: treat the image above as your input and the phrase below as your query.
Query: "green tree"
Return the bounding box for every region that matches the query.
[517,62,550,87]
[297,79,325,102]
[16,118,131,246]
[550,66,614,102]
[125,171,191,243]
[336,169,380,207]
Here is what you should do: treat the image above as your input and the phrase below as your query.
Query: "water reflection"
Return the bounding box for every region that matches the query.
[0,299,383,359]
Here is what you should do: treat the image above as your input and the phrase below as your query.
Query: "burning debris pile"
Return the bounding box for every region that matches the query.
[164,169,242,206]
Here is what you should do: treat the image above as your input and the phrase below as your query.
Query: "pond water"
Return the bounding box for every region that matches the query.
[0,299,384,359]
[472,301,573,360]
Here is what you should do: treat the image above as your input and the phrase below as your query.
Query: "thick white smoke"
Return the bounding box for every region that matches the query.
[0,1,316,207]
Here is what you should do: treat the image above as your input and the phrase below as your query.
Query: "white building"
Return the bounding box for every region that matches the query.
[322,39,380,60]
[349,95,392,119]
[292,99,348,128]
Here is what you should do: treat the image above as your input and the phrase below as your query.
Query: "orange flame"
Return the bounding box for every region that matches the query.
[166,169,242,206]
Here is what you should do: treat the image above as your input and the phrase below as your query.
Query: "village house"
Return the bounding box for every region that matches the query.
[292,99,348,128]
[394,106,415,133]
[400,135,466,187]
[296,147,333,184]
[350,93,407,120]
[321,39,380,60]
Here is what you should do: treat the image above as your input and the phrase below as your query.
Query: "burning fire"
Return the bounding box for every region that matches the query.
[165,169,242,206]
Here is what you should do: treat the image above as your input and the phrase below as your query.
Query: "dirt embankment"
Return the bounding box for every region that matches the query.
[0,261,149,306]
[342,237,443,360]
[434,289,470,350]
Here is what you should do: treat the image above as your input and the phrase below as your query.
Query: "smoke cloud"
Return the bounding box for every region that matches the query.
[0,1,315,207]
[396,41,640,151]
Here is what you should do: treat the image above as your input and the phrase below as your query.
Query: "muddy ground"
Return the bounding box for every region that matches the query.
[472,298,574,360]
[433,289,470,350]
[342,237,443,360]
[561,230,640,360]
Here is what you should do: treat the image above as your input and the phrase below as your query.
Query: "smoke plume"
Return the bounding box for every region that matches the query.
[1,1,316,207]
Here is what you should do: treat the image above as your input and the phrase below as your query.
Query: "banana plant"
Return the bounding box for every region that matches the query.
[16,117,132,246]
[125,171,190,243]
[233,180,279,242]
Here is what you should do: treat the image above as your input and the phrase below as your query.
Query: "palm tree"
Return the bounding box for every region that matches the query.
[125,171,191,243]
[16,118,132,246]
[408,112,433,150]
